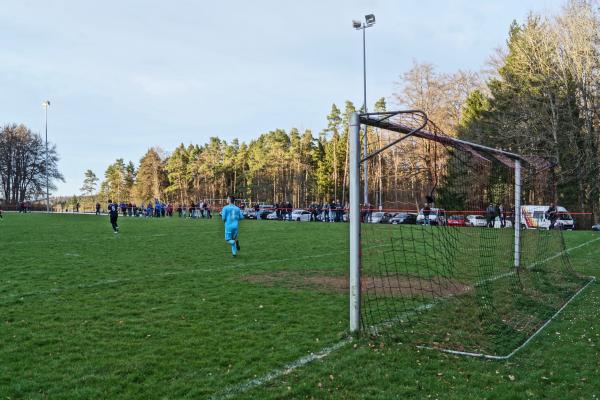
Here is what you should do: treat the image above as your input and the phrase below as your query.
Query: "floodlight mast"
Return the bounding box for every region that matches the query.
[353,14,375,207]
[43,100,51,213]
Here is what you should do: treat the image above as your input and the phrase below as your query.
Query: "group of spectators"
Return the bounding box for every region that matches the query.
[268,202,294,220]
[485,203,510,228]
[179,201,212,219]
[17,201,32,213]
[310,201,346,222]
[245,200,347,222]
[94,200,212,219]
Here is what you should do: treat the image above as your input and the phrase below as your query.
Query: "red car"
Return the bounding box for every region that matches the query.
[447,215,466,227]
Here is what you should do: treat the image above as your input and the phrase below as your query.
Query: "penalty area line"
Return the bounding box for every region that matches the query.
[210,337,353,400]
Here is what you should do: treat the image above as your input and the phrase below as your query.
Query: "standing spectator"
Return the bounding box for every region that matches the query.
[328,201,335,222]
[204,201,212,219]
[423,203,431,226]
[177,204,183,218]
[499,204,506,228]
[546,203,558,230]
[76,202,80,213]
[335,201,343,222]
[95,202,101,215]
[314,204,320,221]
[254,203,260,220]
[485,203,496,228]
[275,203,281,220]
[287,201,293,221]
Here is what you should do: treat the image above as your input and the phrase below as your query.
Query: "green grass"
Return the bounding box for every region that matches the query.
[1,213,599,399]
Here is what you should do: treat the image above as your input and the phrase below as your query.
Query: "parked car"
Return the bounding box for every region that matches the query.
[255,204,274,220]
[447,215,466,227]
[243,209,257,219]
[390,212,417,225]
[266,211,279,220]
[291,209,312,222]
[466,215,487,227]
[592,224,600,231]
[368,211,393,224]
[416,208,447,225]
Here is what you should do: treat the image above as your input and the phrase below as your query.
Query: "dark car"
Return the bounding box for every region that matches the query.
[390,212,417,225]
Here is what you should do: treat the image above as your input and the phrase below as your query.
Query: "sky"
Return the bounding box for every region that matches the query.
[0,0,566,196]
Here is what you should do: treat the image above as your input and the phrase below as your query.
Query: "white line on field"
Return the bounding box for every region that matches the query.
[0,250,349,303]
[209,337,353,400]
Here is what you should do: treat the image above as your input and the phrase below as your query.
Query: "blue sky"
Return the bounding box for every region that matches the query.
[0,0,565,196]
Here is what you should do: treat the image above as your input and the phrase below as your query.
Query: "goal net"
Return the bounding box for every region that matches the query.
[348,110,591,358]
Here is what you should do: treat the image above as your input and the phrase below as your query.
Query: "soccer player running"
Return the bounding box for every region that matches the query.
[108,199,119,233]
[221,196,244,257]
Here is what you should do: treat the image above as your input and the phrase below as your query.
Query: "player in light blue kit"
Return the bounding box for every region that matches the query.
[221,196,244,257]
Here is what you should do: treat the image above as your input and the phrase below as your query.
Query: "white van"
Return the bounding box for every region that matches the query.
[521,205,575,230]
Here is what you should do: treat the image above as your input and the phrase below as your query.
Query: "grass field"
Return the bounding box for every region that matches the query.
[1,213,599,399]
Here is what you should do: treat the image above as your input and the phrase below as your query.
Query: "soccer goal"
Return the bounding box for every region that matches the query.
[348,110,593,358]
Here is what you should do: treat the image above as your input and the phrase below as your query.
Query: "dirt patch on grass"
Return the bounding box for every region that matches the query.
[242,271,471,298]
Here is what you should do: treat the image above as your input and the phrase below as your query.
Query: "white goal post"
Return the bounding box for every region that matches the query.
[348,111,525,334]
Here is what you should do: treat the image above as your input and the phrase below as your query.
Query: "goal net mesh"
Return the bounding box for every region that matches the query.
[358,111,588,357]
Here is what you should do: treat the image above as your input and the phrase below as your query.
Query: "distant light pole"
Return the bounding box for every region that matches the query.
[353,14,375,206]
[43,100,51,213]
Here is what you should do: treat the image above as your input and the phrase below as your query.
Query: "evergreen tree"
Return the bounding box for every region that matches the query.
[80,169,99,197]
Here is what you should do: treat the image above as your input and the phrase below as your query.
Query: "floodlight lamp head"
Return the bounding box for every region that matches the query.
[365,14,375,26]
[42,100,51,108]
[352,20,362,29]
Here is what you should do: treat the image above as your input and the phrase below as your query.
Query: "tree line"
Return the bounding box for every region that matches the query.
[0,124,63,205]
[83,1,598,214]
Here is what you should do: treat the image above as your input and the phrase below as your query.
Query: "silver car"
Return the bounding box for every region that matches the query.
[291,209,312,222]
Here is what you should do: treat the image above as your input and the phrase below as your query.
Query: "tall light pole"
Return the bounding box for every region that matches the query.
[353,14,375,206]
[43,100,51,213]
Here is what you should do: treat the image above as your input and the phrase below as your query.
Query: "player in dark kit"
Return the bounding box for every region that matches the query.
[108,200,119,233]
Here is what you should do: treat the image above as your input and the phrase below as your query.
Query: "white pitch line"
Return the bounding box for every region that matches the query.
[209,337,353,400]
[0,250,349,303]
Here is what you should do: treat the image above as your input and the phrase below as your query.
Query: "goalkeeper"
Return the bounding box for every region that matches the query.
[221,196,244,257]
